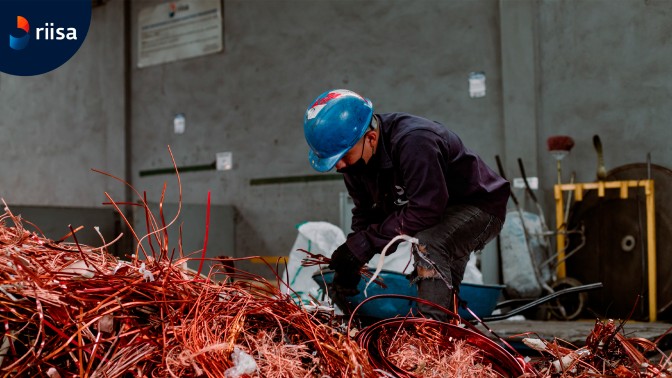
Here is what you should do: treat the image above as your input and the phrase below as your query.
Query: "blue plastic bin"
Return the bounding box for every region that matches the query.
[312,269,504,320]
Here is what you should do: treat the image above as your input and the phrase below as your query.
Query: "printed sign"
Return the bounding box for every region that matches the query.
[138,0,223,68]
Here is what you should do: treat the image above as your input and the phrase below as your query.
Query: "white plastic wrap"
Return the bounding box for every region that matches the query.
[281,222,418,305]
[499,210,548,298]
[224,347,257,378]
[280,222,345,305]
[462,253,483,285]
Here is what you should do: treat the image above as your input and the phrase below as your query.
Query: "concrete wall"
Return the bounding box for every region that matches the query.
[1,0,670,280]
[0,0,125,208]
[537,0,672,187]
[129,0,504,273]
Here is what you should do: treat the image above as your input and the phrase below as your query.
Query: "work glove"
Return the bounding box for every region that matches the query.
[328,243,365,297]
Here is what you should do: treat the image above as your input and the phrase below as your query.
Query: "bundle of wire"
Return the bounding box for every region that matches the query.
[0,203,374,378]
[3,146,671,378]
[356,317,527,377]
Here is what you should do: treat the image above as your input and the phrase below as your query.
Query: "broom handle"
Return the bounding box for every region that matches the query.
[517,158,537,203]
[495,155,520,206]
[564,172,575,225]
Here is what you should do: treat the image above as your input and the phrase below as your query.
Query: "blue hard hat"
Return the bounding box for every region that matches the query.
[303,89,374,172]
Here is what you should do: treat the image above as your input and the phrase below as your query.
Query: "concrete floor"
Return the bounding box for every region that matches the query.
[476,319,672,354]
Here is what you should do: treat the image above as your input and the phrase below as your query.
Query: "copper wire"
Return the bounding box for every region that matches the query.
[2,151,671,377]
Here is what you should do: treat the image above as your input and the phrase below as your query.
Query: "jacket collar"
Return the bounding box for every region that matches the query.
[373,114,394,169]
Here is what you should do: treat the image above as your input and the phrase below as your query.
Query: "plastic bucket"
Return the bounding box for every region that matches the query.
[312,269,504,320]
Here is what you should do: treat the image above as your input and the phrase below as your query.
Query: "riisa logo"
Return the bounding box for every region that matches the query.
[1,0,91,76]
[9,16,30,50]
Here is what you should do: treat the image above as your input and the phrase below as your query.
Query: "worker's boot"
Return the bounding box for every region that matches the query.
[417,278,453,322]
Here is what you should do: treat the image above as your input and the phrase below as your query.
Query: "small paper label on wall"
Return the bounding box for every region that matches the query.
[513,177,538,189]
[173,113,185,134]
[469,71,486,98]
[216,152,232,171]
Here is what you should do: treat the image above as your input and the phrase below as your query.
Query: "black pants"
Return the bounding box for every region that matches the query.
[411,204,503,321]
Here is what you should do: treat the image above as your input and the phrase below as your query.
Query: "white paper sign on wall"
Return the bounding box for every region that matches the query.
[216,152,232,171]
[138,0,223,68]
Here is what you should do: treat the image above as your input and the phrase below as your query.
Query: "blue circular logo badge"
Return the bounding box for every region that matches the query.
[0,0,91,76]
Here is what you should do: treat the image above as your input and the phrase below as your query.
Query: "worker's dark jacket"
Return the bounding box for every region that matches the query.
[343,113,511,263]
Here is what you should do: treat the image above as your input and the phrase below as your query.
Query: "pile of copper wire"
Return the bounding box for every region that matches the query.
[356,316,529,377]
[385,329,500,377]
[4,146,672,377]
[523,318,672,377]
[6,193,672,378]
[0,204,375,377]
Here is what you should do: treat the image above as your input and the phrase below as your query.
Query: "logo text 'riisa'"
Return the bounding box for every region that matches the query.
[1,0,91,76]
[36,23,77,40]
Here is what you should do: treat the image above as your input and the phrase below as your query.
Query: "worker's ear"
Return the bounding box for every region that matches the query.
[364,129,378,146]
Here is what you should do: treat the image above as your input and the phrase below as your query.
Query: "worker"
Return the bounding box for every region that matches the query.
[302,89,511,321]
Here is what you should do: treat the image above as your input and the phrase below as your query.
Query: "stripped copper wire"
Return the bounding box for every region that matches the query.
[520,318,672,377]
[3,148,672,377]
[0,155,377,377]
[299,249,387,289]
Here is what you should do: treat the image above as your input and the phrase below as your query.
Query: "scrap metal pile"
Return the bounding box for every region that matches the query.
[0,204,374,377]
[1,202,671,377]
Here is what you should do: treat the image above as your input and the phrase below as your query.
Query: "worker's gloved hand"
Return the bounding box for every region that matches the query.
[328,243,364,297]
